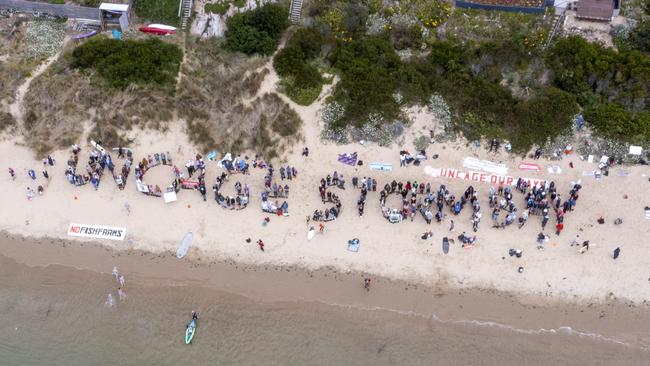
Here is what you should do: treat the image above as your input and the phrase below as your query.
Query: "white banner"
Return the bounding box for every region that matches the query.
[424,166,546,188]
[463,157,508,175]
[68,223,126,241]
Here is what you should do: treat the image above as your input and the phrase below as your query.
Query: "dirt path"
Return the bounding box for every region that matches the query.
[9,52,59,125]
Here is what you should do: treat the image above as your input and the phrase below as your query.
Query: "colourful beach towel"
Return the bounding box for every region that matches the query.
[347,238,360,252]
[206,150,218,161]
[338,153,358,166]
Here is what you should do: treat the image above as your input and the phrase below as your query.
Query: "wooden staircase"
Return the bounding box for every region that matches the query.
[178,0,193,30]
[289,0,302,23]
[543,10,565,50]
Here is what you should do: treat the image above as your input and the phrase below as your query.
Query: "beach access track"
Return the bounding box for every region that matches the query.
[0,0,99,20]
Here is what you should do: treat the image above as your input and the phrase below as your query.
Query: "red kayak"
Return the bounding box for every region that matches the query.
[139,24,177,35]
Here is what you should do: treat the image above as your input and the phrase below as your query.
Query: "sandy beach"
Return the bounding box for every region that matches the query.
[1,99,649,307]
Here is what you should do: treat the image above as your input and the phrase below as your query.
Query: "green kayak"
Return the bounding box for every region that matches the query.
[185,319,196,345]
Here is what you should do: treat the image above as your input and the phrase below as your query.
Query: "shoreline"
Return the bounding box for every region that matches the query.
[2,232,649,350]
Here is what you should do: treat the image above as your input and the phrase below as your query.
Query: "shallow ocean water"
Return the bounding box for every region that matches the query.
[0,261,646,366]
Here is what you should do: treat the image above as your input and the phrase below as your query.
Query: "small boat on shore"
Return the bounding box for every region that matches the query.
[139,24,177,35]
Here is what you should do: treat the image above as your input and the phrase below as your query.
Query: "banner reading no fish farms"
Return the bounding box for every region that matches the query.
[423,166,546,188]
[68,224,126,241]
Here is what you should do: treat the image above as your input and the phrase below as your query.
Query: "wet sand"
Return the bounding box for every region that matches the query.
[1,232,649,354]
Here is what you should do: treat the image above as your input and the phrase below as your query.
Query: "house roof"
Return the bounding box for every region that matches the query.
[99,3,129,12]
[576,0,613,21]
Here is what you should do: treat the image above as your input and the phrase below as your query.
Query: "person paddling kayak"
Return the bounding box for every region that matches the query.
[185,311,198,344]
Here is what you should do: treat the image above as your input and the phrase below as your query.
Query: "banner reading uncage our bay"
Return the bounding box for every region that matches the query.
[423,166,546,188]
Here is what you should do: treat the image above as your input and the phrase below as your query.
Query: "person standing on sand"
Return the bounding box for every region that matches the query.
[186,159,195,178]
[555,222,564,235]
[570,234,580,247]
[319,223,325,233]
[8,167,15,180]
[364,278,371,291]
[449,219,454,232]
[257,240,265,252]
[119,275,125,287]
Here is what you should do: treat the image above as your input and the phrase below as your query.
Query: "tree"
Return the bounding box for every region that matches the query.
[225,23,275,55]
[273,46,306,77]
[287,27,323,58]
[629,21,650,53]
[250,3,289,40]
[224,3,289,56]
[584,103,650,142]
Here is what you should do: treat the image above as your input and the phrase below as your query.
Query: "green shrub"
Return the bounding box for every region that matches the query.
[224,3,289,55]
[629,21,650,53]
[225,23,276,55]
[251,3,289,39]
[547,36,650,110]
[282,77,321,105]
[71,38,183,89]
[273,46,305,77]
[294,62,322,88]
[584,103,650,143]
[287,27,323,58]
[273,27,325,105]
[331,37,405,126]
[133,0,179,25]
[205,1,231,15]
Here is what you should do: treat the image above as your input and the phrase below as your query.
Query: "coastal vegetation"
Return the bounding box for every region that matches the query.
[132,0,180,25]
[224,3,289,55]
[266,1,650,151]
[205,0,247,15]
[21,33,302,157]
[273,28,324,105]
[71,38,183,89]
[178,37,302,158]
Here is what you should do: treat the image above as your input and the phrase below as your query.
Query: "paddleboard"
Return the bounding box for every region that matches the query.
[442,237,449,254]
[369,162,393,172]
[91,140,106,155]
[177,232,193,259]
[185,319,196,344]
[307,228,315,241]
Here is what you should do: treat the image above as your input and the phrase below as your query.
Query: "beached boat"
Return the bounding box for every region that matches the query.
[138,24,177,35]
[73,30,98,40]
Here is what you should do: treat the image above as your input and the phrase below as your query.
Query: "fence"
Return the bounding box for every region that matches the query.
[0,0,99,20]
[454,0,555,14]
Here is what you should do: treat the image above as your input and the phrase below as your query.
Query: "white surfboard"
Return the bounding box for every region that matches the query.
[307,228,315,241]
[177,232,193,259]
